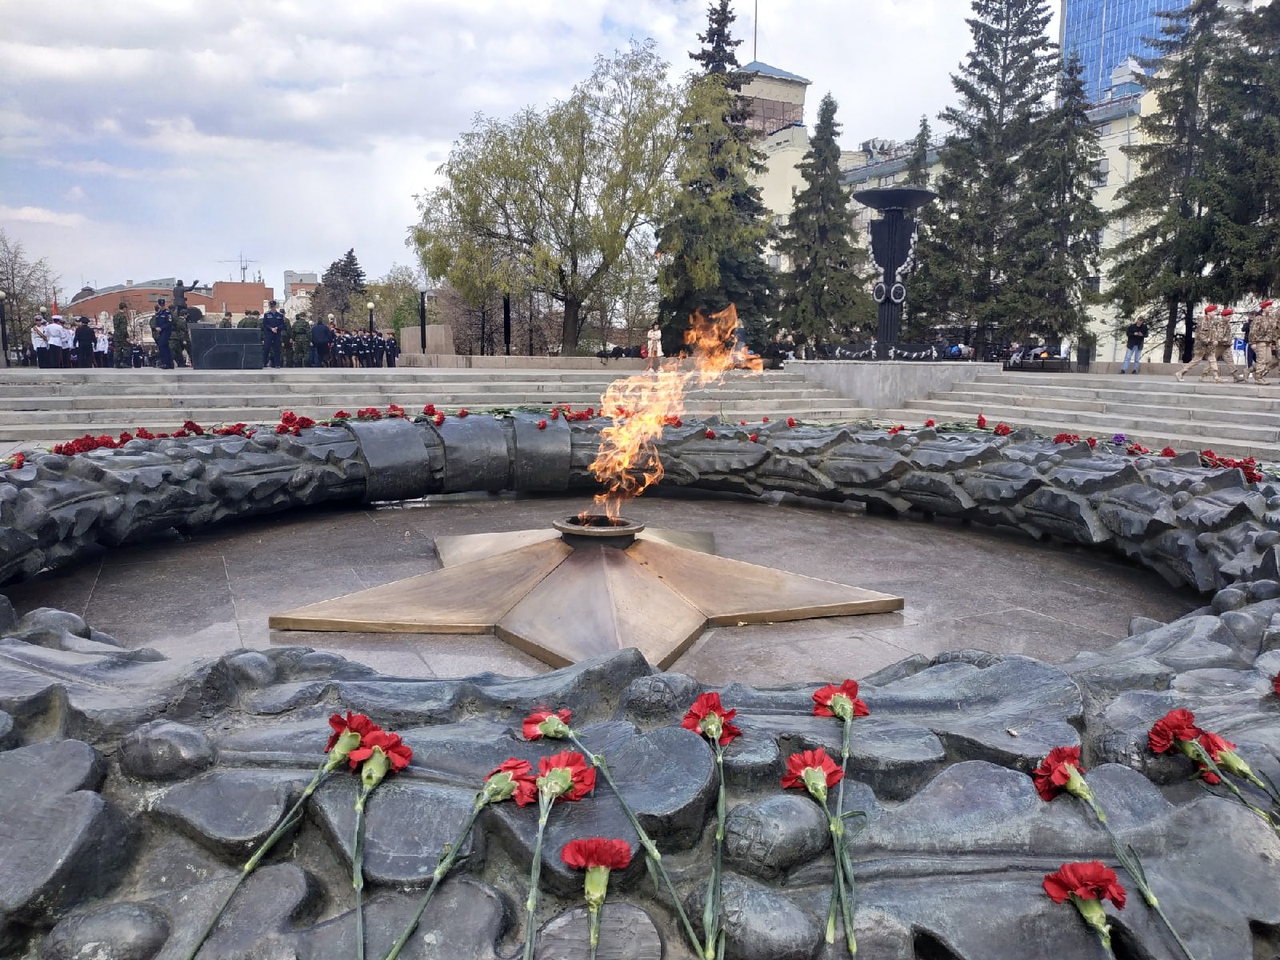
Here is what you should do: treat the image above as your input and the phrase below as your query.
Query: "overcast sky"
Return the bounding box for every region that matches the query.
[0,0,1033,302]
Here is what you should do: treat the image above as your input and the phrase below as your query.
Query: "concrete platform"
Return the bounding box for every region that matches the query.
[1,491,1199,686]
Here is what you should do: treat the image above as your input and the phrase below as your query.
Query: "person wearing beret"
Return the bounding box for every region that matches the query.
[1176,304,1243,383]
[1250,300,1278,385]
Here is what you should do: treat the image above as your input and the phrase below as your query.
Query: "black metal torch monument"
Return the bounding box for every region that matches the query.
[852,186,936,359]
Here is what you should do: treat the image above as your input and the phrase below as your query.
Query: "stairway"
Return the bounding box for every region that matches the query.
[0,367,873,445]
[876,369,1280,461]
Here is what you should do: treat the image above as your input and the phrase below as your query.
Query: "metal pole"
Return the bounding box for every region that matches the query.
[367,303,374,335]
[418,290,427,354]
[0,293,9,367]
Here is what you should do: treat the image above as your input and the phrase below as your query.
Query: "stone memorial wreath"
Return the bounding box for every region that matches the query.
[1,410,1278,959]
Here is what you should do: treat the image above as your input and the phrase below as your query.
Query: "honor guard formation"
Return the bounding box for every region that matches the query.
[306,314,399,368]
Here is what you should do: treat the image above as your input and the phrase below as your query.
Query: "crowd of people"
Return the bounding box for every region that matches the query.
[26,315,114,368]
[304,315,400,368]
[1119,300,1279,384]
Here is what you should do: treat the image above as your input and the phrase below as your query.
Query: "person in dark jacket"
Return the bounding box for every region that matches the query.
[310,316,334,367]
[73,317,96,368]
[153,299,174,369]
[261,300,285,368]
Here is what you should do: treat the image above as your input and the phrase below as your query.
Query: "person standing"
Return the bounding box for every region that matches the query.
[261,300,285,369]
[30,315,49,368]
[310,315,334,367]
[74,317,95,368]
[1120,318,1148,373]
[47,316,67,368]
[94,326,110,367]
[1250,300,1277,385]
[645,322,663,373]
[385,335,399,368]
[153,299,174,369]
[1176,305,1243,383]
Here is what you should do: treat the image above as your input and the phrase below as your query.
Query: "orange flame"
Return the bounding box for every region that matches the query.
[587,305,761,519]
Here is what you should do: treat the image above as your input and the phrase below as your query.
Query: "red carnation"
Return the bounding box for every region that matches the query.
[326,711,379,752]
[485,757,538,806]
[740,420,747,426]
[458,408,469,418]
[749,433,758,442]
[812,680,870,721]
[705,429,716,439]
[993,422,1011,437]
[1148,708,1202,754]
[423,403,436,416]
[333,410,351,420]
[550,408,560,420]
[561,837,632,871]
[1273,672,1280,697]
[1086,436,1097,449]
[348,728,412,774]
[1043,861,1126,910]
[537,419,548,430]
[762,416,769,422]
[787,417,797,428]
[537,750,595,802]
[681,692,741,746]
[1032,746,1088,802]
[781,748,843,803]
[1160,446,1177,457]
[924,418,935,427]
[523,708,571,740]
[977,414,987,428]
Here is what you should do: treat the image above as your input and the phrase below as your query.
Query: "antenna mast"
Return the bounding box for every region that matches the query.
[754,0,758,61]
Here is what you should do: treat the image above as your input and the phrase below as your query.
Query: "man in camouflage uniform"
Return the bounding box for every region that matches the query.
[1249,300,1277,385]
[1176,304,1244,383]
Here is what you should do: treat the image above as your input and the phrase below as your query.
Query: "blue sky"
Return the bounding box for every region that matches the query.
[1,0,985,301]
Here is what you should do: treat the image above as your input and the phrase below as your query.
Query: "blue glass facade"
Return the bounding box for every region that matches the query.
[1061,0,1164,104]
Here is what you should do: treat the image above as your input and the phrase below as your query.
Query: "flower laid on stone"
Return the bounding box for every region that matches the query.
[381,758,538,960]
[1148,708,1279,833]
[1273,672,1280,697]
[524,707,572,740]
[993,422,1011,437]
[1053,433,1081,445]
[522,751,596,960]
[387,404,405,418]
[276,411,316,436]
[887,424,904,435]
[705,429,716,439]
[333,410,352,420]
[537,419,547,429]
[782,748,843,802]
[1112,433,1127,445]
[350,725,413,960]
[1033,746,1195,958]
[810,680,869,955]
[1200,449,1263,483]
[1126,443,1151,456]
[520,708,707,958]
[1,452,25,471]
[925,418,936,427]
[423,403,436,416]
[683,692,740,958]
[458,408,469,418]
[1043,861,1126,954]
[787,417,797,428]
[749,433,759,442]
[433,412,445,426]
[1087,437,1097,449]
[977,414,987,429]
[1161,446,1177,457]
[561,838,633,960]
[182,711,385,960]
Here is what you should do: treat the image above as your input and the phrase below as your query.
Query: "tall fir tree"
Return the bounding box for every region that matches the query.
[1107,0,1235,361]
[904,115,933,187]
[315,249,367,324]
[911,0,1057,344]
[657,0,775,350]
[1208,0,1280,299]
[776,94,875,346]
[1011,53,1106,342]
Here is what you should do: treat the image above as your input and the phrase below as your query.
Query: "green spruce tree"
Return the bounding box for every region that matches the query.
[1108,0,1236,361]
[657,0,775,350]
[315,249,367,325]
[911,0,1057,345]
[904,115,933,187]
[775,94,874,347]
[1011,53,1106,343]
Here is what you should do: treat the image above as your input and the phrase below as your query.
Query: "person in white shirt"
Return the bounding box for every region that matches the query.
[94,329,110,368]
[30,318,49,368]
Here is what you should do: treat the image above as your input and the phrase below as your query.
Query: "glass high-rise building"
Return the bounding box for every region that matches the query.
[1061,0,1253,104]
[1060,0,1165,104]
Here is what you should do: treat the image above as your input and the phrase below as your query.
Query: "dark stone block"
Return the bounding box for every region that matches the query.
[717,874,821,960]
[512,413,572,492]
[152,770,293,858]
[438,416,515,494]
[120,720,215,782]
[724,793,829,880]
[189,326,263,370]
[41,902,169,960]
[346,418,433,503]
[536,903,663,960]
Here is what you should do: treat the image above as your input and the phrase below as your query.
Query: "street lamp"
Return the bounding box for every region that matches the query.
[418,284,428,354]
[0,291,8,368]
[366,301,375,335]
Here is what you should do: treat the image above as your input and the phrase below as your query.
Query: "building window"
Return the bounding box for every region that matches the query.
[745,97,804,135]
[1091,157,1110,187]
[1086,276,1102,294]
[769,254,781,269]
[1097,122,1112,136]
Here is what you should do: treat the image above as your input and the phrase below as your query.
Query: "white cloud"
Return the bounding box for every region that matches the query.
[0,206,88,228]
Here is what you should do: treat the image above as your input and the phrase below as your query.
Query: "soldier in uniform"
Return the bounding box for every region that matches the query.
[262,300,286,368]
[153,298,174,369]
[385,335,399,368]
[373,331,386,368]
[1249,300,1277,385]
[1176,305,1243,383]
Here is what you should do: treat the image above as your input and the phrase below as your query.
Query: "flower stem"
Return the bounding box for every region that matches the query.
[380,793,489,960]
[567,731,707,959]
[823,797,856,956]
[353,784,372,960]
[587,903,601,960]
[1077,797,1197,960]
[1185,742,1280,836]
[826,717,853,944]
[708,742,727,960]
[180,760,330,960]
[522,792,553,960]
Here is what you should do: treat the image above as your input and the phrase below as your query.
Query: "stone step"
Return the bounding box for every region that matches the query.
[929,388,1280,423]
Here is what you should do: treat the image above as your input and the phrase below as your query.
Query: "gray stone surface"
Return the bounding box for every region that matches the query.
[41,902,170,960]
[120,720,215,781]
[536,903,663,960]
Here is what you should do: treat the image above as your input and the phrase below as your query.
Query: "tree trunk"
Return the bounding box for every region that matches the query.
[561,298,580,357]
[1163,298,1180,363]
[503,294,511,356]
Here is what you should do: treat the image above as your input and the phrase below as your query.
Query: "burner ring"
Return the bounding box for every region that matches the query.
[554,515,645,549]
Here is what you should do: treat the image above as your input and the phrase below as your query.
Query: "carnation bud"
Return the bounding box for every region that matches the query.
[484,771,518,803]
[360,746,392,791]
[538,714,571,739]
[325,728,363,770]
[1072,895,1113,948]
[583,865,611,909]
[538,766,573,800]
[801,766,829,804]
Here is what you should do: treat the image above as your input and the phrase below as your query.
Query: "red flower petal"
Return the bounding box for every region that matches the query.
[522,708,572,740]
[1043,861,1126,909]
[538,750,596,802]
[1148,708,1202,754]
[781,748,843,790]
[326,712,379,752]
[812,680,870,719]
[681,692,742,746]
[561,837,633,870]
[1032,746,1084,802]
